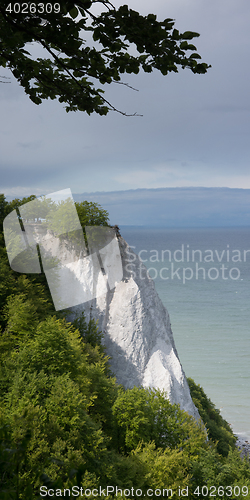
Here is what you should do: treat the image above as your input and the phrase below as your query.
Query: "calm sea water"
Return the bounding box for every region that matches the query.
[120,226,250,440]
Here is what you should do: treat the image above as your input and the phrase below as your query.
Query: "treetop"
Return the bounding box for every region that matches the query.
[0,0,211,115]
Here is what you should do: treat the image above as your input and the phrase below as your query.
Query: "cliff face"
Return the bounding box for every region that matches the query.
[69,236,200,421]
[22,223,199,420]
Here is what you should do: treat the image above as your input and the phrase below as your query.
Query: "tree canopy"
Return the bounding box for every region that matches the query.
[1,194,250,499]
[0,0,210,115]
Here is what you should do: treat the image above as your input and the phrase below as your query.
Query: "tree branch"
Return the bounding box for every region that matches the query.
[36,36,142,116]
[2,11,142,115]
[113,81,139,92]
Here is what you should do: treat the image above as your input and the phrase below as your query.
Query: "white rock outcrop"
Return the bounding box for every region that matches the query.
[70,236,200,420]
[23,223,199,420]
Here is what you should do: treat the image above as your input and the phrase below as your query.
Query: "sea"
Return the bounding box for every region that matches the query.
[120,226,250,441]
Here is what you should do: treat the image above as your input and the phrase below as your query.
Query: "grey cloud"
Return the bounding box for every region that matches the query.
[1,0,250,196]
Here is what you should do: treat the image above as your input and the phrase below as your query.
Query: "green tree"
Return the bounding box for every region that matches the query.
[0,194,8,234]
[1,370,108,496]
[20,195,55,222]
[112,386,207,454]
[188,378,236,456]
[43,197,78,235]
[1,274,55,333]
[132,442,191,497]
[0,246,16,322]
[72,310,104,349]
[0,314,116,496]
[3,195,37,225]
[190,446,250,499]
[0,1,210,115]
[75,201,109,229]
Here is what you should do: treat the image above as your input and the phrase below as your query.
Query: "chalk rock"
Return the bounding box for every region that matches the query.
[71,236,200,420]
[26,223,199,419]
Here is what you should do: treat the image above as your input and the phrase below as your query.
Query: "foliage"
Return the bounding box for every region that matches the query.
[0,1,210,115]
[133,442,191,495]
[112,386,207,454]
[0,424,36,500]
[2,195,37,229]
[0,194,8,234]
[72,310,104,349]
[0,273,55,331]
[0,194,250,499]
[19,195,55,223]
[42,197,79,235]
[75,200,110,229]
[0,311,117,496]
[190,446,250,499]
[188,377,237,456]
[0,245,17,325]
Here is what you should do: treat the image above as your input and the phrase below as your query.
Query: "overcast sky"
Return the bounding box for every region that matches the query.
[1,0,250,199]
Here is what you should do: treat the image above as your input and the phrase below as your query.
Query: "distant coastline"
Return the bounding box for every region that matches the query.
[72,187,250,227]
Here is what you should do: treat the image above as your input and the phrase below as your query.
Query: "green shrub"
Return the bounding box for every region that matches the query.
[188,377,236,456]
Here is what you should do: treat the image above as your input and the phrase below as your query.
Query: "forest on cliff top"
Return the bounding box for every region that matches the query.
[0,194,250,499]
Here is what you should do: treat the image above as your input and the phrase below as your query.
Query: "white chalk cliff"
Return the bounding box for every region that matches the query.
[70,235,200,420]
[21,222,199,420]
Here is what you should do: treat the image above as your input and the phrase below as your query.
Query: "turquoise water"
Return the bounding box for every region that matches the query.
[121,226,250,440]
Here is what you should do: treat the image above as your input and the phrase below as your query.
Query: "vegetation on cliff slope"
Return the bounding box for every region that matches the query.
[0,194,249,499]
